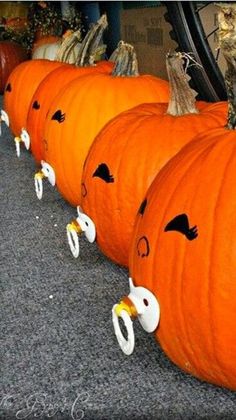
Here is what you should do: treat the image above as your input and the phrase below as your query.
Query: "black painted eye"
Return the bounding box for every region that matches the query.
[32,100,40,110]
[5,83,11,92]
[51,110,65,123]
[137,236,150,257]
[164,214,198,241]
[92,163,114,183]
[138,198,147,216]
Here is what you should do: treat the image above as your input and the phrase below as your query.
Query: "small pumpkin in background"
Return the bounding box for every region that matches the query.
[0,41,27,94]
[36,40,169,205]
[70,52,227,266]
[32,27,81,62]
[112,3,236,391]
[31,35,61,56]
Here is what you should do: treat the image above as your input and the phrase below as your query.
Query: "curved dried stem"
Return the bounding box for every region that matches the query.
[55,29,81,62]
[75,14,108,66]
[166,51,199,116]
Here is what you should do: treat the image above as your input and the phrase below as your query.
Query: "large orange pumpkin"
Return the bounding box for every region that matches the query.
[0,41,27,93]
[79,53,227,267]
[126,123,236,390]
[27,15,112,164]
[113,4,236,388]
[28,60,113,165]
[40,41,169,206]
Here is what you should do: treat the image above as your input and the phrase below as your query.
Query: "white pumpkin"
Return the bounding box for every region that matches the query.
[32,30,81,64]
[32,40,81,63]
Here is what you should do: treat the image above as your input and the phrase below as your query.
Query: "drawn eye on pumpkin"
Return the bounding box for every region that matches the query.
[51,110,65,123]
[32,100,40,110]
[164,213,198,241]
[137,236,150,258]
[138,198,147,216]
[81,182,87,198]
[92,163,114,183]
[5,83,11,92]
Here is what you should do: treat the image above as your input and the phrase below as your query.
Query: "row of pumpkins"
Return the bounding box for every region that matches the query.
[1,8,236,392]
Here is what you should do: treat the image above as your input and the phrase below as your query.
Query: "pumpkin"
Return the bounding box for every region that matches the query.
[78,52,227,267]
[38,41,169,205]
[127,122,236,389]
[25,15,112,164]
[3,59,64,137]
[112,4,236,390]
[31,29,81,63]
[28,60,113,164]
[32,40,63,60]
[31,35,61,55]
[0,41,28,93]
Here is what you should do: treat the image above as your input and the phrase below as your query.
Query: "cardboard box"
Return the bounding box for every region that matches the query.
[120,5,178,80]
[120,4,226,81]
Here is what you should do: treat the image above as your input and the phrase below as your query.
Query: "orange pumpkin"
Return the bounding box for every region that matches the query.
[28,60,113,164]
[80,53,227,267]
[3,59,63,137]
[41,41,169,206]
[0,41,27,93]
[27,15,112,164]
[126,123,236,389]
[113,5,236,387]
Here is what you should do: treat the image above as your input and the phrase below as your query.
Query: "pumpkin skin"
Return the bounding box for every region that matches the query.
[43,71,169,206]
[129,125,236,390]
[0,41,27,93]
[32,35,61,54]
[3,59,64,136]
[27,60,114,164]
[32,38,81,63]
[32,40,63,60]
[81,100,227,267]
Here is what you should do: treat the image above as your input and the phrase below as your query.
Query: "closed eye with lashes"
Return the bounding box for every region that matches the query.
[51,110,66,123]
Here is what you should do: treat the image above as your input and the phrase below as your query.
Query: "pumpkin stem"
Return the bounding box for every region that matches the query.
[75,14,108,66]
[217,3,236,129]
[166,52,199,116]
[111,41,139,76]
[55,29,81,62]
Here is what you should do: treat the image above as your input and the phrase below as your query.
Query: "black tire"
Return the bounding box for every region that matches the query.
[164,1,227,102]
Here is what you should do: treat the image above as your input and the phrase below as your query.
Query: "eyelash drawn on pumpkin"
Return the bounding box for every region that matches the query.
[51,109,66,123]
[138,198,147,216]
[92,163,114,183]
[32,100,40,110]
[164,213,198,241]
[5,83,11,92]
